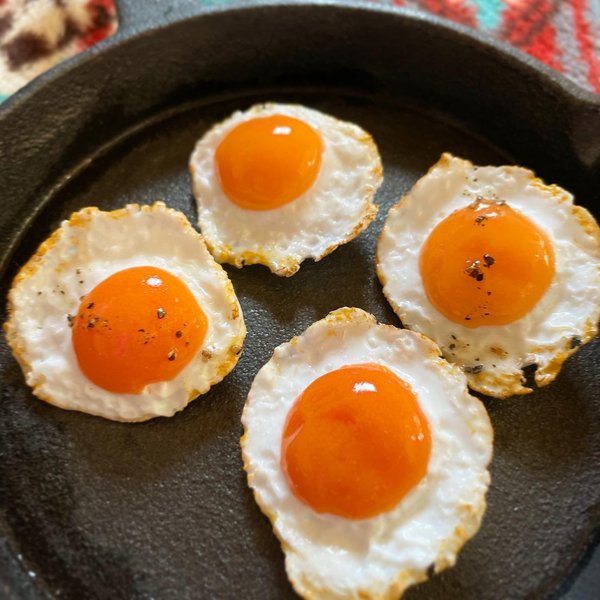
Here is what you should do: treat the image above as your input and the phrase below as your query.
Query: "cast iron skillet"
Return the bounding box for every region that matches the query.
[0,1,599,598]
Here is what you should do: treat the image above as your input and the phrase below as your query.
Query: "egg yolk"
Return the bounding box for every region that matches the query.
[214,114,322,210]
[420,200,555,328]
[280,363,431,520]
[72,266,207,394]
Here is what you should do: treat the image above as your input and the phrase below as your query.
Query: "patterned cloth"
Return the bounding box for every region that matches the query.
[0,0,117,102]
[0,0,599,103]
[394,0,600,92]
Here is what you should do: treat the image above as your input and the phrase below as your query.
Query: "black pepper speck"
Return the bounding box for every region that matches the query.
[570,336,582,349]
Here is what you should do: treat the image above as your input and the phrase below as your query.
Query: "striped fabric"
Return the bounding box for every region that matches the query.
[391,0,600,93]
[0,0,598,102]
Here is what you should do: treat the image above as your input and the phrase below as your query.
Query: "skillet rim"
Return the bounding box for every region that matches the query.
[1,0,599,116]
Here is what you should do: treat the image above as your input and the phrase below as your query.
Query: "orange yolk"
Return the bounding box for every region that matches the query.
[72,266,207,394]
[280,363,431,520]
[214,114,322,210]
[420,200,555,328]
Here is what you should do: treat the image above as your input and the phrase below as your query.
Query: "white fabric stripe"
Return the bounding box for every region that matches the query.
[554,0,593,90]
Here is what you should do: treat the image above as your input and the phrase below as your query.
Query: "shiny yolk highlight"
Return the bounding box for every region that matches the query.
[280,363,431,520]
[215,114,322,210]
[420,200,555,328]
[72,266,207,394]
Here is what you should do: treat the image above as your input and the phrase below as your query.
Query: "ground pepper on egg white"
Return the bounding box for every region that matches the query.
[4,202,247,422]
[377,153,600,398]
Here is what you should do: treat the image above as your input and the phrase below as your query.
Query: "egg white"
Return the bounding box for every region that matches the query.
[377,154,600,398]
[189,103,383,276]
[241,307,492,600]
[5,203,246,422]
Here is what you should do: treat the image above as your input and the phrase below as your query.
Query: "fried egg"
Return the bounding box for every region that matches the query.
[377,154,600,398]
[189,103,383,276]
[241,307,492,599]
[5,203,246,422]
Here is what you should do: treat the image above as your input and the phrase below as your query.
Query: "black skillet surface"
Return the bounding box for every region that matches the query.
[0,2,599,598]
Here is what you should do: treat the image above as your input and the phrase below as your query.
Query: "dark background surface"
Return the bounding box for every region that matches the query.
[0,3,598,599]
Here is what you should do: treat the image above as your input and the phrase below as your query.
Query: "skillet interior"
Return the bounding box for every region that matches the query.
[0,3,598,599]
